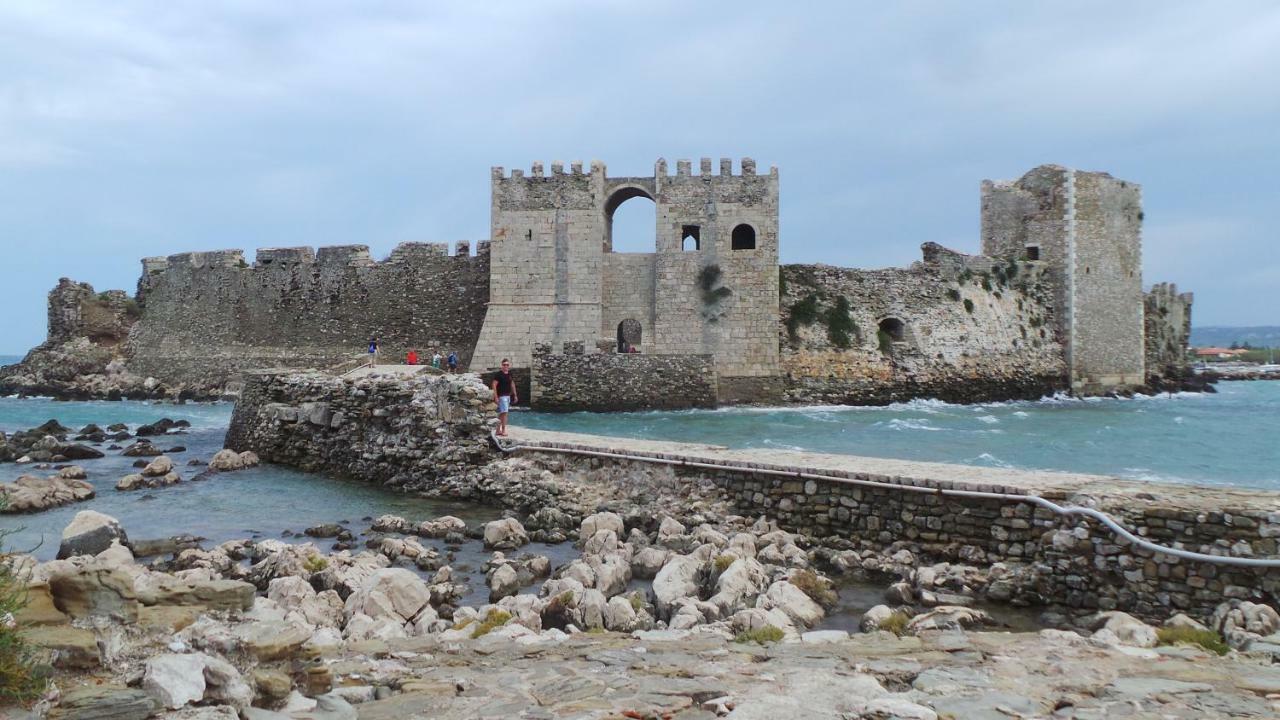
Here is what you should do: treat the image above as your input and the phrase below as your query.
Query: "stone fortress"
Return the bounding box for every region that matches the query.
[2,156,1195,409]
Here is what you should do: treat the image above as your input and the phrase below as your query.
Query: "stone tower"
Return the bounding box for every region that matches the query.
[470,157,780,396]
[980,165,1145,394]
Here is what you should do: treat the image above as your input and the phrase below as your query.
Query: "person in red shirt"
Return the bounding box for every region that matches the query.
[406,349,419,365]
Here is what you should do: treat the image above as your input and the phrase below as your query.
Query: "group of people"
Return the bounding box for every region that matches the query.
[404,347,458,372]
[366,338,516,436]
[366,337,457,372]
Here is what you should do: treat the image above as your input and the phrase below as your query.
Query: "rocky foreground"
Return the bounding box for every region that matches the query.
[9,496,1280,720]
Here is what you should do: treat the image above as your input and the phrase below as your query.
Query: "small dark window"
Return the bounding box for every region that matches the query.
[731,224,756,250]
[879,317,905,342]
[1025,246,1040,261]
[681,225,700,251]
[525,229,533,241]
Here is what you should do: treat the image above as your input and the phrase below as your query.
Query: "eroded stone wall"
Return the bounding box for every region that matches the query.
[779,245,1067,405]
[128,243,489,391]
[511,431,1280,622]
[530,344,717,412]
[1145,282,1194,386]
[225,369,495,489]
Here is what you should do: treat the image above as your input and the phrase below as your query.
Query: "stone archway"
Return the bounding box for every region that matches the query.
[604,186,656,253]
[617,319,642,352]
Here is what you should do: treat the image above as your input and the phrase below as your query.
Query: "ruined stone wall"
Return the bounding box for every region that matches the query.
[1145,282,1194,384]
[46,278,138,347]
[225,369,495,490]
[530,344,717,412]
[127,243,489,391]
[780,245,1067,405]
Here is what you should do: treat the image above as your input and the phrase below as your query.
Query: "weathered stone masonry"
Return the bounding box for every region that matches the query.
[530,343,717,412]
[225,369,496,490]
[129,243,489,391]
[5,158,1197,407]
[507,429,1280,623]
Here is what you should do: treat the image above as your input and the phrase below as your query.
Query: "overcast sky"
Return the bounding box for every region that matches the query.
[2,1,1277,354]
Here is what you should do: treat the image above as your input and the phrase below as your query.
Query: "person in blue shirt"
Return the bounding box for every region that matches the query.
[367,337,378,367]
[447,351,459,373]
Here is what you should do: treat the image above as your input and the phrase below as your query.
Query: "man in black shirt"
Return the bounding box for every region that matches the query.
[491,358,517,436]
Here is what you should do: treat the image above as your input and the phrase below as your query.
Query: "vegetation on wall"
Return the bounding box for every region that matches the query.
[786,294,821,341]
[824,296,858,349]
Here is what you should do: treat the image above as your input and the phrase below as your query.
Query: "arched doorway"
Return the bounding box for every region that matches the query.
[877,317,906,354]
[605,187,656,253]
[617,319,642,352]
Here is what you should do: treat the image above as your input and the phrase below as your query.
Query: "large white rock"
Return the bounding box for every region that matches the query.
[482,518,529,550]
[652,554,703,615]
[1091,611,1158,648]
[141,456,173,477]
[907,605,992,634]
[631,546,669,580]
[757,580,824,628]
[142,653,208,709]
[58,510,128,559]
[208,449,246,472]
[343,568,430,625]
[592,557,630,598]
[604,595,639,631]
[710,557,769,613]
[582,529,619,557]
[579,511,624,541]
[488,563,520,602]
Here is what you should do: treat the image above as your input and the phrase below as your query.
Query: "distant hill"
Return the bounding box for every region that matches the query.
[1191,326,1280,348]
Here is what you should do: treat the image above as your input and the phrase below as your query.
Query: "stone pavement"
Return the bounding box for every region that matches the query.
[335,627,1279,719]
[503,426,1280,514]
[341,364,442,380]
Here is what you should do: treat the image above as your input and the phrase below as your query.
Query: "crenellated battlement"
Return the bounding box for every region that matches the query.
[491,156,776,182]
[139,242,485,278]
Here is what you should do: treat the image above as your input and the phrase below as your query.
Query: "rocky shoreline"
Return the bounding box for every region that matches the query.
[10,495,1280,719]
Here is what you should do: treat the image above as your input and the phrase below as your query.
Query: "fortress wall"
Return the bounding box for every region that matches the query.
[1145,282,1194,383]
[601,254,656,348]
[126,242,489,389]
[530,347,717,412]
[780,253,1067,405]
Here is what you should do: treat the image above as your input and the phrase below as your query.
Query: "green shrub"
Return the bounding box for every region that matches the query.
[980,275,993,292]
[945,288,961,301]
[303,554,328,573]
[823,296,857,349]
[878,611,911,637]
[786,294,821,340]
[957,269,972,285]
[471,609,513,638]
[963,299,975,314]
[734,625,785,644]
[877,328,893,354]
[628,593,645,612]
[1,499,48,707]
[1006,260,1019,279]
[790,569,837,607]
[1156,626,1229,655]
[714,555,736,573]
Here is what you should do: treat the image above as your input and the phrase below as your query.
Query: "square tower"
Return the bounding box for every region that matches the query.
[981,165,1145,394]
[471,157,780,385]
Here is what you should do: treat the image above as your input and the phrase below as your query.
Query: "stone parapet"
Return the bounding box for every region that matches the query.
[504,427,1280,623]
[531,352,717,412]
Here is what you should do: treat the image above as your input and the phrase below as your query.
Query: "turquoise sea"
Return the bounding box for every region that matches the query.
[2,350,1274,624]
[520,381,1280,490]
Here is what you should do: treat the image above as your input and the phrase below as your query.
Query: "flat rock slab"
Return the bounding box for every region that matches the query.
[46,685,159,720]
